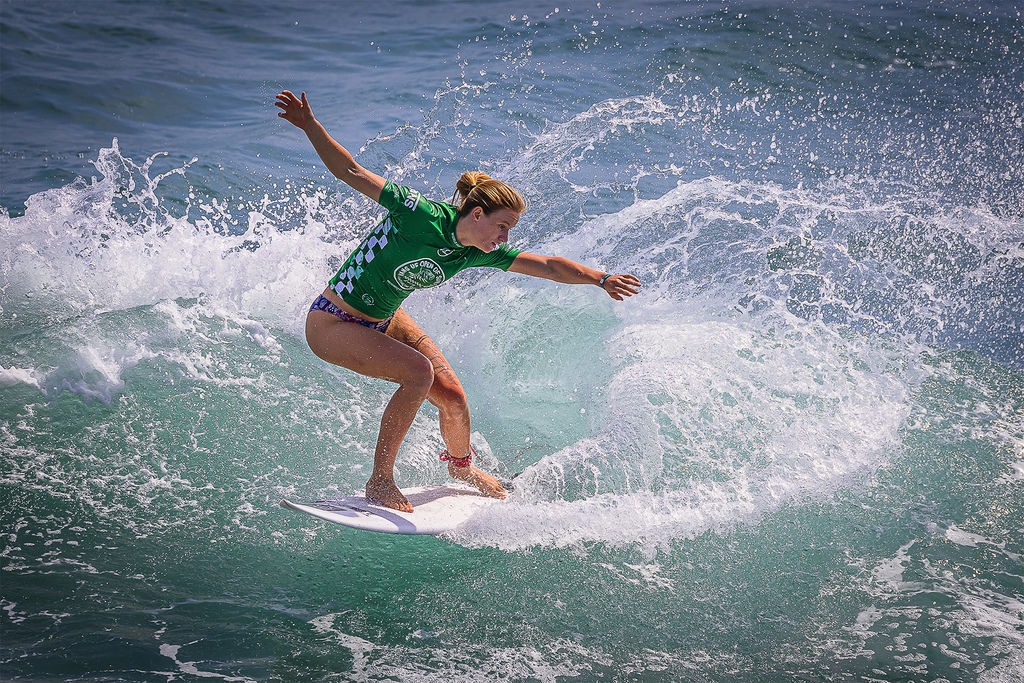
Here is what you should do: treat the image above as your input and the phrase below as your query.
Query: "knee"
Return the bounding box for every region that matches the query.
[434,377,469,416]
[404,354,435,396]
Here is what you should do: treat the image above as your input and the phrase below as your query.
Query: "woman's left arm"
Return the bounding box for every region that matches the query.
[508,252,641,301]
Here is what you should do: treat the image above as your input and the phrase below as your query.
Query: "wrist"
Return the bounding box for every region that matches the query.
[598,273,611,289]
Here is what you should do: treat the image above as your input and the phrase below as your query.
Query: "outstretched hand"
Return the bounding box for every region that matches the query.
[601,274,642,301]
[275,90,314,130]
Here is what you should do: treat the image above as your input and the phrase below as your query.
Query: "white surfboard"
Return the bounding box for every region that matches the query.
[280,483,502,535]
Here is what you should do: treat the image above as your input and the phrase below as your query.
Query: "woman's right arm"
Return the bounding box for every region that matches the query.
[275,90,385,202]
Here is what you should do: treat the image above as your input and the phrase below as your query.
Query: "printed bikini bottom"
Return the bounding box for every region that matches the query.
[309,295,393,333]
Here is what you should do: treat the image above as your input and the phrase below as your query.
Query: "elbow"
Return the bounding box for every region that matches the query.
[334,164,363,184]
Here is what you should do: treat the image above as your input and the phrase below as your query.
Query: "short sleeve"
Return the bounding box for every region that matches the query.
[375,180,460,247]
[467,243,522,271]
[378,180,434,216]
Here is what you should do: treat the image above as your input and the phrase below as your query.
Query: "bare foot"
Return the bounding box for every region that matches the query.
[448,463,507,500]
[365,475,413,512]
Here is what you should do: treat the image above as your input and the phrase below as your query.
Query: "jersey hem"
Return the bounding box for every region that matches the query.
[335,287,398,321]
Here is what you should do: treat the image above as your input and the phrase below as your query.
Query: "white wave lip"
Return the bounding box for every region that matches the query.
[0,138,352,333]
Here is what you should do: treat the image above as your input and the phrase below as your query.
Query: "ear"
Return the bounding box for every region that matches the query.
[472,206,484,221]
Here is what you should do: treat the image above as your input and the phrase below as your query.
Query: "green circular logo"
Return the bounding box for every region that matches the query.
[394,258,445,290]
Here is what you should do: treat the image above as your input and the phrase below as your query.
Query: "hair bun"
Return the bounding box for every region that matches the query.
[451,171,526,217]
[455,171,493,200]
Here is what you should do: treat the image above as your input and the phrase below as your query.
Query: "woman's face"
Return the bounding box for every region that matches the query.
[467,207,520,252]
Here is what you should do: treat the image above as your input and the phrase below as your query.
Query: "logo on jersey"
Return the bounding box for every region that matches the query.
[403,189,421,210]
[394,258,445,290]
[362,294,375,306]
[436,248,454,257]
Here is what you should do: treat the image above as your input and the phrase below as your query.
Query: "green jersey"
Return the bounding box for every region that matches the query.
[328,180,521,319]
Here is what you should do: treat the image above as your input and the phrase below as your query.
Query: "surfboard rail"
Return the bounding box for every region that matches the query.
[281,483,502,535]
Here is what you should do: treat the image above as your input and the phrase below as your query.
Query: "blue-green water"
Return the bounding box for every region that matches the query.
[2,1,1022,680]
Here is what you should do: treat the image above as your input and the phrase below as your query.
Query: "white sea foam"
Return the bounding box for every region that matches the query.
[0,365,44,391]
[869,541,923,595]
[157,643,255,682]
[0,139,355,336]
[1002,461,1024,483]
[979,649,1024,683]
[828,524,1024,676]
[62,343,157,403]
[415,137,1024,551]
[2,5,1022,679]
[1,125,1017,561]
[447,303,907,551]
[308,611,621,681]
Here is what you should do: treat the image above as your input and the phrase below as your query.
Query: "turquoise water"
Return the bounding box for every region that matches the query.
[2,1,1023,680]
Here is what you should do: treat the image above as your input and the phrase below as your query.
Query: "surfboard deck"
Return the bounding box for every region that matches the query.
[280,483,501,535]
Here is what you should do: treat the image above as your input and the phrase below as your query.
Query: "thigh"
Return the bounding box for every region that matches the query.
[386,308,467,399]
[305,310,431,384]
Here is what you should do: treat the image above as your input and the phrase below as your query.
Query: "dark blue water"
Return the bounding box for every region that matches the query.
[2,1,1023,680]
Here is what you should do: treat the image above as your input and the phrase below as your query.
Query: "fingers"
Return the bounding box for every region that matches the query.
[605,274,642,300]
[613,276,641,294]
[274,90,312,127]
[275,90,302,108]
[274,90,308,128]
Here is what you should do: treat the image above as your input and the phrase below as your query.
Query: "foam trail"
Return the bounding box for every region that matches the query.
[452,314,908,551]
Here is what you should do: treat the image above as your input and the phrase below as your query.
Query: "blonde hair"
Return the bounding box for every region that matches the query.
[452,171,527,217]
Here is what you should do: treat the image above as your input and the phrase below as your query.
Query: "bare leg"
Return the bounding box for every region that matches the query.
[387,309,506,500]
[306,309,435,512]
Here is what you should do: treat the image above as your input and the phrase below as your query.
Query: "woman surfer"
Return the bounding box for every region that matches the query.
[276,90,642,512]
